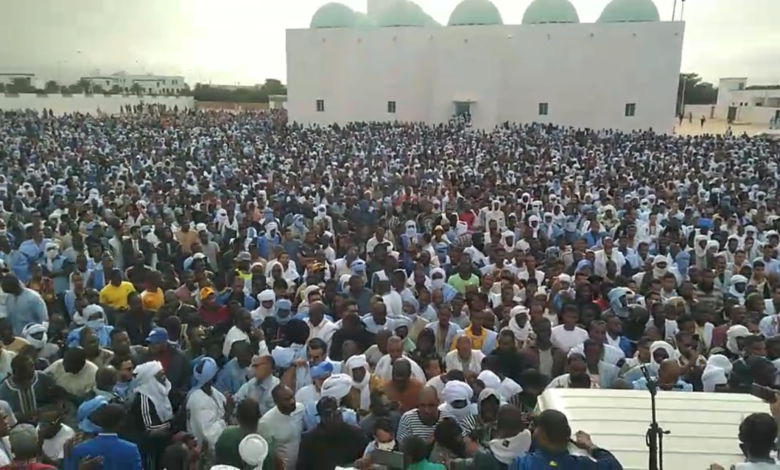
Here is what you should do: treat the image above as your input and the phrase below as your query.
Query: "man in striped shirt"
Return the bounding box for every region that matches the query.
[396,386,451,443]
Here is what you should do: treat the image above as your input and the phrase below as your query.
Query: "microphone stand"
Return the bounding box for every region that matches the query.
[640,365,668,470]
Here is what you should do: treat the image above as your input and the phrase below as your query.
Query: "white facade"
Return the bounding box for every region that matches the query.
[81,72,187,95]
[709,77,780,127]
[286,22,685,133]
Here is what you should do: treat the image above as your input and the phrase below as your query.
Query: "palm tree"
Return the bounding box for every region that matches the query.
[130,83,143,95]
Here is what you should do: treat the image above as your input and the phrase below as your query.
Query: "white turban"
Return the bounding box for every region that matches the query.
[134,361,163,384]
[320,374,353,401]
[726,325,750,354]
[21,323,47,350]
[649,341,677,367]
[239,434,269,470]
[442,380,473,404]
[345,354,370,410]
[477,370,501,390]
[256,289,275,303]
[345,354,368,371]
[702,354,733,392]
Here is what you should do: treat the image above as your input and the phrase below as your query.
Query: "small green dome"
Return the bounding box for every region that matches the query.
[310,2,356,28]
[597,0,660,22]
[522,0,579,24]
[448,0,503,26]
[377,0,429,27]
[353,11,376,28]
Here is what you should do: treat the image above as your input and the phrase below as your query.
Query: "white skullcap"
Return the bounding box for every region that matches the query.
[238,434,269,468]
[320,374,354,400]
[442,380,474,404]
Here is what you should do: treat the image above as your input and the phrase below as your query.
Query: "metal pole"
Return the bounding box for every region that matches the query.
[672,0,678,20]
[680,77,688,117]
[680,0,686,21]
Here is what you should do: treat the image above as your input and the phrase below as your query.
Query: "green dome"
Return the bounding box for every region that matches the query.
[353,11,376,28]
[377,0,430,27]
[310,2,356,28]
[448,0,503,26]
[522,0,579,24]
[597,0,660,22]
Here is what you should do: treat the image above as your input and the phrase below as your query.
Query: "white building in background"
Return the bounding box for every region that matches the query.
[80,72,186,94]
[0,72,36,86]
[704,77,780,128]
[286,0,685,133]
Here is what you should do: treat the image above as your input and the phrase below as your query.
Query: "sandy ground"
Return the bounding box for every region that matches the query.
[674,119,770,136]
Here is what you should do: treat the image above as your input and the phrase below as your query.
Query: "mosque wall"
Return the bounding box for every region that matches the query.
[0,93,196,115]
[286,21,685,133]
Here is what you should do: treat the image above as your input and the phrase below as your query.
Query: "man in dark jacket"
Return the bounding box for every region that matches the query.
[510,409,622,469]
[296,396,368,469]
[451,404,532,470]
[137,328,191,408]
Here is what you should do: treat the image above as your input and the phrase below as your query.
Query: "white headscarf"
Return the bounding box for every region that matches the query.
[652,255,668,279]
[726,325,750,355]
[728,275,749,305]
[439,380,474,420]
[345,354,370,410]
[133,361,173,422]
[649,341,677,367]
[702,354,733,392]
[507,306,531,345]
[252,289,276,324]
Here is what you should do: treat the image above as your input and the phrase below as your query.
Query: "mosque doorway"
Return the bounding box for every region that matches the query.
[453,101,473,119]
[727,106,737,123]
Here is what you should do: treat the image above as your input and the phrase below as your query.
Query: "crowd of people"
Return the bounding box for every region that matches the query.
[0,106,777,469]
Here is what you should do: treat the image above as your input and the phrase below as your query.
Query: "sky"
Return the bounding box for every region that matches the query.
[0,0,779,87]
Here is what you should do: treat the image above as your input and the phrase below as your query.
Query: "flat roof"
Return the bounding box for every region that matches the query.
[0,73,34,77]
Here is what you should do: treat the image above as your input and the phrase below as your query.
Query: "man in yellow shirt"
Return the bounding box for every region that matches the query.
[451,307,497,353]
[99,268,136,310]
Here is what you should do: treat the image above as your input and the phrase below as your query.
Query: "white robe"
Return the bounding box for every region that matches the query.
[186,388,227,451]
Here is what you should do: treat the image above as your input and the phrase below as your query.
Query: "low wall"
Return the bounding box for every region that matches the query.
[0,93,195,115]
[682,104,716,120]
[195,101,269,111]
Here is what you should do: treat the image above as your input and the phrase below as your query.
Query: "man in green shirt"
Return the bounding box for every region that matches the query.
[214,397,274,469]
[447,261,480,294]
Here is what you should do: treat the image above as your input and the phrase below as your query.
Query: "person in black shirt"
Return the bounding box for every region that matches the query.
[297,396,368,470]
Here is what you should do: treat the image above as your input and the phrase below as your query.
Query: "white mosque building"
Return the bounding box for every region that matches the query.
[285,0,685,133]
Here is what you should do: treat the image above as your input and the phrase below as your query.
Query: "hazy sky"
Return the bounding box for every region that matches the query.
[1,0,778,86]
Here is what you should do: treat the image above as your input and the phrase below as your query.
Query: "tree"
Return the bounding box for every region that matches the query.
[77,79,93,93]
[0,83,5,93]
[44,80,60,93]
[92,84,106,94]
[8,77,34,93]
[261,79,287,96]
[677,73,718,114]
[130,83,143,95]
[110,85,123,94]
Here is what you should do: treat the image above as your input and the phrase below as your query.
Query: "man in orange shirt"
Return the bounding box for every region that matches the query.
[175,219,198,256]
[382,359,423,413]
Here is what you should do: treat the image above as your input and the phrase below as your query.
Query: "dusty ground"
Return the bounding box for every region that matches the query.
[674,119,770,136]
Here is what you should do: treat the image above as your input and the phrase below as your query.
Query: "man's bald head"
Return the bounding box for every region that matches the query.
[387,335,403,359]
[658,358,682,386]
